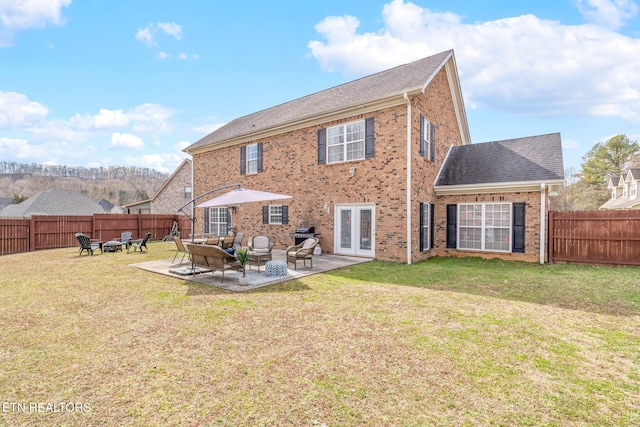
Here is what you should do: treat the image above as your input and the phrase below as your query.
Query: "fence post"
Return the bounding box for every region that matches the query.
[548,211,554,264]
[29,216,36,252]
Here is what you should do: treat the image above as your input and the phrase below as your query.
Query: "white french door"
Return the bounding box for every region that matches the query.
[334,204,375,257]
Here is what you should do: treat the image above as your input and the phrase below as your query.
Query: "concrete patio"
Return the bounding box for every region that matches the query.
[131,249,372,292]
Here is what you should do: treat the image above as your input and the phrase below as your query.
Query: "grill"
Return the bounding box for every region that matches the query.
[289,226,319,245]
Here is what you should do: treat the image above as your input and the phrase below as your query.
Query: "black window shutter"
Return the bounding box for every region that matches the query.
[365,117,375,158]
[430,203,435,249]
[262,206,269,224]
[446,204,457,248]
[431,123,436,162]
[318,128,326,165]
[419,115,425,157]
[419,202,425,251]
[225,208,231,234]
[512,202,525,253]
[257,143,263,173]
[240,146,246,175]
[282,205,289,225]
[204,208,210,234]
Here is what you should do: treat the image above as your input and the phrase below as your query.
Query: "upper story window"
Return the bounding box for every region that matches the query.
[420,114,436,161]
[327,120,365,164]
[623,184,628,198]
[246,144,258,174]
[632,181,637,198]
[184,186,192,199]
[612,187,617,199]
[240,142,263,175]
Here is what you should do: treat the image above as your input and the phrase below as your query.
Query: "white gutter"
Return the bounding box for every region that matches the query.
[404,92,412,265]
[540,182,546,265]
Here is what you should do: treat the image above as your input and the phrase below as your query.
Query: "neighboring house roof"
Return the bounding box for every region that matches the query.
[435,133,565,194]
[186,50,470,153]
[97,198,115,212]
[600,168,640,210]
[122,159,192,209]
[0,189,105,218]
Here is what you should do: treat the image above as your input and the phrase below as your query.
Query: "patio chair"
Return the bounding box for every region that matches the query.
[119,231,132,249]
[232,232,245,249]
[247,235,273,271]
[128,232,151,253]
[220,232,235,250]
[187,243,242,283]
[172,236,190,264]
[286,238,318,270]
[75,232,102,256]
[206,236,220,246]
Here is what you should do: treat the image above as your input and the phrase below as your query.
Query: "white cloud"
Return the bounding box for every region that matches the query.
[134,26,155,47]
[575,0,638,29]
[562,139,580,149]
[110,132,144,149]
[156,22,182,40]
[307,0,640,123]
[124,152,186,173]
[0,91,49,128]
[68,103,174,134]
[157,51,170,59]
[0,0,72,47]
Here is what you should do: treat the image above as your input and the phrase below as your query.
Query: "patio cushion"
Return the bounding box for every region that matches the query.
[253,236,270,250]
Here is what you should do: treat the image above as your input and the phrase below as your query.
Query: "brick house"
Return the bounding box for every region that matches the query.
[184,50,564,264]
[123,159,193,214]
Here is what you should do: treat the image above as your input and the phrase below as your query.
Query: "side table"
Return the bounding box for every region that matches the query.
[265,260,288,277]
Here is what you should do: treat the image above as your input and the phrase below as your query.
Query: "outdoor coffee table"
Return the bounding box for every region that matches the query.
[103,240,122,252]
[248,252,271,272]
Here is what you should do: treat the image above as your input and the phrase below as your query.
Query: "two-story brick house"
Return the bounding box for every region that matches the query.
[185,50,564,264]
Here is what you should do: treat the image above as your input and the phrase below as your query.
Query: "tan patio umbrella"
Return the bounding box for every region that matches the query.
[195,187,293,207]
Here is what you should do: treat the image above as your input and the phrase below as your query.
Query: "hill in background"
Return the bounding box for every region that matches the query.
[0,161,169,206]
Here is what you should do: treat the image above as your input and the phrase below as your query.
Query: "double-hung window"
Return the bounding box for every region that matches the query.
[459,203,511,252]
[184,186,192,199]
[421,116,430,158]
[246,144,258,174]
[327,120,365,163]
[632,181,637,198]
[269,205,283,224]
[207,207,229,236]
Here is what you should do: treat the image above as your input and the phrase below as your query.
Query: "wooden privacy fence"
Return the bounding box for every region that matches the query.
[0,214,192,255]
[549,210,640,266]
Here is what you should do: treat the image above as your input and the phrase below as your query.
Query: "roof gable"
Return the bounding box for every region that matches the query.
[435,133,564,189]
[186,50,470,152]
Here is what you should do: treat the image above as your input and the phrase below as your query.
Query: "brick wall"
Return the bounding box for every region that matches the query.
[151,161,192,214]
[429,191,547,263]
[192,67,464,263]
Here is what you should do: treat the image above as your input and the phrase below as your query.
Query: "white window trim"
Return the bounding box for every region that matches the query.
[458,203,512,253]
[246,143,258,175]
[184,186,192,199]
[632,181,638,199]
[623,184,628,198]
[327,119,365,164]
[269,205,282,224]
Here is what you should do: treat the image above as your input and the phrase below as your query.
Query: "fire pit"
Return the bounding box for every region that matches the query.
[103,240,122,252]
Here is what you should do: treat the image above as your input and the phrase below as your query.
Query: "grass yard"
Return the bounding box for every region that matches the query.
[0,242,639,426]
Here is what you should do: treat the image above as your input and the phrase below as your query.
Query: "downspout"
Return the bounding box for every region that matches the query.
[404,92,412,265]
[540,182,546,265]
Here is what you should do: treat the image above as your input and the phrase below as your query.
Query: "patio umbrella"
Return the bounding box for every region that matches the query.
[195,187,293,207]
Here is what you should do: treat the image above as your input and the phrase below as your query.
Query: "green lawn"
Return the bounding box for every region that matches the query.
[1,242,639,426]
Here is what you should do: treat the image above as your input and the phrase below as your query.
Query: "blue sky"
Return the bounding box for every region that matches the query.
[1,0,639,174]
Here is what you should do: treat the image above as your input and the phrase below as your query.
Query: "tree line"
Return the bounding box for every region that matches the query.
[0,162,168,181]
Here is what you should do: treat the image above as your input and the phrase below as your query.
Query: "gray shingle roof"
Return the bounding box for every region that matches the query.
[0,189,106,218]
[435,133,565,186]
[187,50,453,151]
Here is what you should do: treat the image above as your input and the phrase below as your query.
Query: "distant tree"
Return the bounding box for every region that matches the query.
[12,194,28,203]
[581,134,640,187]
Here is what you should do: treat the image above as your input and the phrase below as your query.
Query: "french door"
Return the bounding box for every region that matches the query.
[334,204,375,257]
